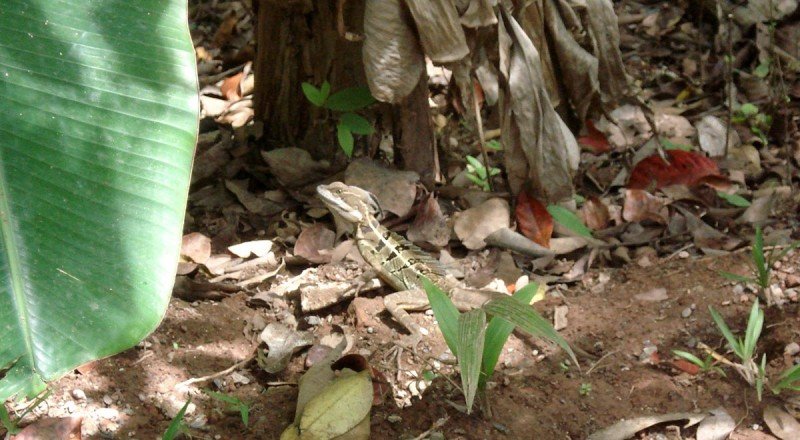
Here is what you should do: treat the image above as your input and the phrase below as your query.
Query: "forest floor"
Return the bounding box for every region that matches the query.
[5,0,800,439]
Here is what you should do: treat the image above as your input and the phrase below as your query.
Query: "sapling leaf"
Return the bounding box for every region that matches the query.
[457,309,486,413]
[709,306,744,359]
[672,350,706,368]
[319,81,331,103]
[163,400,191,440]
[466,155,486,179]
[301,82,325,107]
[743,299,763,360]
[547,205,593,238]
[336,123,354,157]
[717,191,751,207]
[339,113,373,135]
[753,62,769,78]
[773,363,800,393]
[752,227,768,288]
[422,277,460,356]
[739,103,759,117]
[720,271,754,283]
[483,296,577,367]
[482,283,540,384]
[325,87,375,111]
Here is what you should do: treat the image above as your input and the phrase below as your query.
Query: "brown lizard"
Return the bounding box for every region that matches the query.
[316,182,508,348]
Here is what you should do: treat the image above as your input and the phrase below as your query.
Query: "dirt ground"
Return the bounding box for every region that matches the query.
[9,249,797,439]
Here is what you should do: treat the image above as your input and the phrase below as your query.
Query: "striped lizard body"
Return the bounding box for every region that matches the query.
[316,182,505,347]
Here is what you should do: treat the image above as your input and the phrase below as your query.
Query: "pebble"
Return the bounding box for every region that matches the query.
[678,251,690,259]
[387,414,402,423]
[305,315,322,326]
[785,342,800,356]
[681,307,693,318]
[733,284,745,295]
[366,327,374,334]
[102,395,113,405]
[98,419,118,438]
[230,371,250,385]
[408,381,419,397]
[787,289,798,302]
[72,389,87,401]
[96,408,119,420]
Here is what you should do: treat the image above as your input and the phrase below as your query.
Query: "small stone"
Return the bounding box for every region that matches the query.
[102,395,113,405]
[785,342,800,356]
[424,309,434,316]
[733,284,745,295]
[96,408,119,420]
[65,401,76,413]
[773,261,782,270]
[366,327,374,334]
[419,327,429,336]
[681,307,693,318]
[418,380,428,393]
[305,315,322,326]
[189,414,208,429]
[72,389,87,401]
[739,294,750,303]
[787,289,798,302]
[678,251,690,259]
[229,371,250,385]
[98,419,118,438]
[387,414,402,423]
[785,274,800,288]
[408,381,419,397]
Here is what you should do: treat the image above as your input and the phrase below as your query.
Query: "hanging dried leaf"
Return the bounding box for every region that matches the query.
[628,150,721,190]
[363,0,425,103]
[515,190,553,247]
[579,0,629,106]
[405,0,469,63]
[498,8,579,202]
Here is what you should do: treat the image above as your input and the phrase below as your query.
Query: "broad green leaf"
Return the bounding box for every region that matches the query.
[0,0,197,401]
[301,82,325,107]
[422,277,460,356]
[457,309,486,413]
[717,192,751,207]
[482,283,540,383]
[336,123,354,157]
[483,296,577,367]
[325,86,375,112]
[709,306,743,359]
[339,112,373,135]
[547,205,593,238]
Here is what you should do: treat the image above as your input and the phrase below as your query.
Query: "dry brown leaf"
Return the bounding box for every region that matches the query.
[260,322,314,374]
[763,405,800,440]
[623,189,668,224]
[405,0,468,63]
[345,159,419,217]
[363,0,425,103]
[11,416,82,440]
[407,194,450,248]
[581,196,611,230]
[181,232,212,264]
[294,224,336,264]
[261,147,329,188]
[498,8,579,202]
[454,198,510,249]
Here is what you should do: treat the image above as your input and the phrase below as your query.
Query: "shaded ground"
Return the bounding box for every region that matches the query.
[15,251,798,439]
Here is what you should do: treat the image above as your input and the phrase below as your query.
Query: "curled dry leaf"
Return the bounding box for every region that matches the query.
[763,405,800,440]
[628,150,722,190]
[696,115,740,158]
[404,0,468,63]
[228,240,274,258]
[623,189,669,224]
[497,8,579,202]
[515,190,553,247]
[696,407,735,440]
[181,232,212,264]
[454,198,510,249]
[363,0,425,103]
[295,224,336,264]
[261,147,330,188]
[581,196,611,230]
[588,411,706,440]
[407,194,450,248]
[260,323,314,374]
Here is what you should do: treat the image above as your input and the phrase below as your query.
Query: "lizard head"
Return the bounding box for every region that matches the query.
[316,182,383,227]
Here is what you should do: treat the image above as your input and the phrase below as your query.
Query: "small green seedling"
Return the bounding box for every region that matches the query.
[579,383,592,396]
[464,155,500,191]
[720,226,800,300]
[301,81,375,157]
[162,400,191,440]
[672,350,726,377]
[731,102,772,145]
[423,279,576,415]
[716,191,751,208]
[203,389,250,427]
[660,139,692,151]
[771,363,800,394]
[486,139,503,151]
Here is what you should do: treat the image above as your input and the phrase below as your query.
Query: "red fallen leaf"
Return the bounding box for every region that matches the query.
[628,150,721,190]
[515,190,553,247]
[577,120,611,154]
[671,359,701,375]
[221,72,244,101]
[370,366,391,406]
[580,196,611,230]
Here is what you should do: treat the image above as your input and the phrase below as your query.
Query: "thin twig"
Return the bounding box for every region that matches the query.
[585,350,619,375]
[472,80,494,192]
[410,415,450,440]
[723,6,734,158]
[175,350,257,389]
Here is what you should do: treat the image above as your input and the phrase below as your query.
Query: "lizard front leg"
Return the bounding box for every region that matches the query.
[383,289,431,353]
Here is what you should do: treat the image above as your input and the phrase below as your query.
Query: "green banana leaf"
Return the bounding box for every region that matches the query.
[0,0,198,400]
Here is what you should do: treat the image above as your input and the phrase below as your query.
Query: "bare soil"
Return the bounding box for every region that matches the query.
[13,251,798,439]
